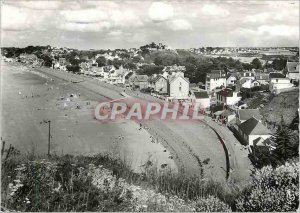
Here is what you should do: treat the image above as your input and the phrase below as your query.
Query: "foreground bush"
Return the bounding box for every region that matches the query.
[236,161,299,212]
[195,196,231,212]
[2,155,233,212]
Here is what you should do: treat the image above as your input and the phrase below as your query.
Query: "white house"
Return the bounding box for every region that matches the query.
[238,117,271,146]
[269,72,294,93]
[240,78,261,88]
[240,70,255,80]
[149,75,168,95]
[192,91,210,109]
[205,70,227,91]
[285,61,299,83]
[216,88,242,106]
[167,73,190,99]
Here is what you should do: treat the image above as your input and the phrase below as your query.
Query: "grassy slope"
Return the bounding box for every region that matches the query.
[244,89,299,130]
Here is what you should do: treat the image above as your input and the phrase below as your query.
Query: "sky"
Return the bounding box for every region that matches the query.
[1,0,299,49]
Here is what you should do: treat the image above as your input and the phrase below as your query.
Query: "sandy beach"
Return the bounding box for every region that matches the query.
[2,62,251,183]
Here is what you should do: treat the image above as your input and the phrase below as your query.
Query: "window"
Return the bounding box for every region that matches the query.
[179,87,181,91]
[276,79,278,82]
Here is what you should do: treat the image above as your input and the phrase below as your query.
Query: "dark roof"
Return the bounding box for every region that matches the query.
[237,101,246,107]
[216,88,241,97]
[256,73,269,80]
[286,62,299,73]
[238,117,271,136]
[269,72,285,79]
[194,91,209,99]
[210,104,226,113]
[207,70,226,79]
[222,109,235,117]
[237,109,261,121]
[168,75,190,84]
[253,137,273,147]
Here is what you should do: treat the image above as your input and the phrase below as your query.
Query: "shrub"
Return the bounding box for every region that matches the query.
[195,196,231,212]
[236,161,299,212]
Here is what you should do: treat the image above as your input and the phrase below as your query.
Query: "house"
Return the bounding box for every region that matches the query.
[133,75,148,90]
[167,73,190,99]
[59,58,66,66]
[216,88,241,106]
[217,109,236,125]
[19,53,38,64]
[255,72,269,85]
[125,72,135,88]
[205,70,227,91]
[149,75,168,95]
[240,70,255,80]
[108,66,127,84]
[237,117,271,146]
[236,101,247,109]
[236,109,262,125]
[162,65,186,75]
[192,91,210,109]
[285,61,299,83]
[240,78,261,88]
[226,73,238,86]
[252,137,275,150]
[269,72,294,93]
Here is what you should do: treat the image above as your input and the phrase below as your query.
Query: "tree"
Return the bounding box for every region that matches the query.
[251,58,263,69]
[40,54,53,67]
[96,56,106,67]
[124,62,136,70]
[236,161,299,212]
[271,119,299,165]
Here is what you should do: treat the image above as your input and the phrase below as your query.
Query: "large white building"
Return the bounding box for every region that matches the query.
[167,72,190,99]
[269,72,294,93]
[205,70,226,91]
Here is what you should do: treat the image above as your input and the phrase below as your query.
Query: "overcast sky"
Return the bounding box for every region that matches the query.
[1,0,299,49]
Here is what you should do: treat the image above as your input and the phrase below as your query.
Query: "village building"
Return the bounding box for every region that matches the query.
[125,72,135,88]
[19,53,38,64]
[148,74,168,95]
[236,101,247,109]
[269,72,294,93]
[226,73,239,86]
[205,70,227,91]
[239,78,261,88]
[255,72,269,85]
[237,117,271,146]
[240,70,256,80]
[192,91,210,109]
[167,72,190,99]
[285,61,299,83]
[133,75,149,90]
[236,109,262,125]
[216,88,241,106]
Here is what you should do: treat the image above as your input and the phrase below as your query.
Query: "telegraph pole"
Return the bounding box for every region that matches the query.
[48,120,51,156]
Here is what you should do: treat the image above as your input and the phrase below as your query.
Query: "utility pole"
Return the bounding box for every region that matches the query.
[48,120,51,156]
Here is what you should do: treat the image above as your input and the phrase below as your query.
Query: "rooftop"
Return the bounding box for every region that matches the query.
[194,91,209,99]
[269,72,285,79]
[286,61,299,73]
[237,109,262,121]
[238,117,271,136]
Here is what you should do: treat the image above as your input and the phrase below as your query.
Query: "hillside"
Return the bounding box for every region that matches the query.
[245,89,299,130]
